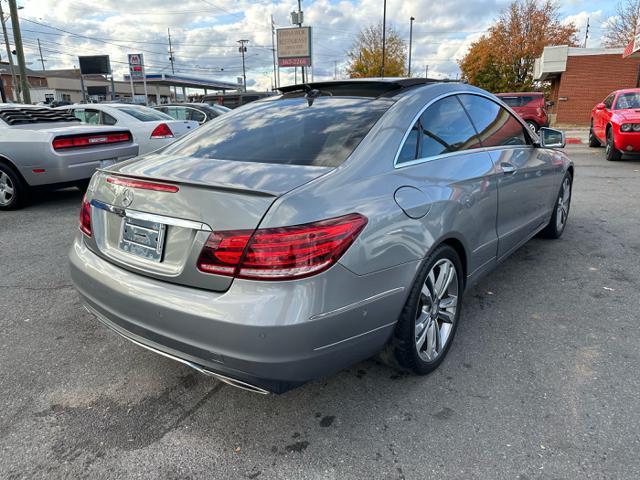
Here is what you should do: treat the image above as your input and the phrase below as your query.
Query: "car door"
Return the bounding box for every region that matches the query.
[594,93,615,140]
[185,107,207,124]
[458,94,558,260]
[395,95,499,279]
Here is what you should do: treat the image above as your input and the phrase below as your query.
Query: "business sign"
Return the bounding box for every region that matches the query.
[78,55,111,75]
[128,53,145,79]
[277,27,312,67]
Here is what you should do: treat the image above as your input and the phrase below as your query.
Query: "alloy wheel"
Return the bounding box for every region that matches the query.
[556,176,571,231]
[0,171,15,207]
[414,259,458,362]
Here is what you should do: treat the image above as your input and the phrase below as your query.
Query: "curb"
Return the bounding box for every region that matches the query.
[566,137,583,144]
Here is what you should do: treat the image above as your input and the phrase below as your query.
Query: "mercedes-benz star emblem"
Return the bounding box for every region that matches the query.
[121,188,134,207]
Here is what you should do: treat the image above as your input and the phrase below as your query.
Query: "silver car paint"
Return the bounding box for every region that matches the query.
[0,120,139,186]
[69,82,573,392]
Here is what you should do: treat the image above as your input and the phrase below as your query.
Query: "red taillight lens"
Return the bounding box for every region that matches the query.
[79,196,92,237]
[197,213,368,280]
[53,132,131,150]
[106,176,179,193]
[150,123,174,139]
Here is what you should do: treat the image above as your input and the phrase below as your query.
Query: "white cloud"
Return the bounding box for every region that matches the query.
[13,0,611,91]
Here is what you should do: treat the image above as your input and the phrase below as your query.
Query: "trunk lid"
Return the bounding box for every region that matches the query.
[85,155,332,291]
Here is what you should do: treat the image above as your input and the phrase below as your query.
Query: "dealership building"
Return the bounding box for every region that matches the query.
[534,46,640,125]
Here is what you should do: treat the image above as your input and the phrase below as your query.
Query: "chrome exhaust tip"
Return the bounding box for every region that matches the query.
[199,368,270,395]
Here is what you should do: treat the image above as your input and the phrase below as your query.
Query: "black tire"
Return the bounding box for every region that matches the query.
[540,171,572,239]
[605,128,622,161]
[588,122,601,148]
[525,120,539,133]
[0,162,27,211]
[383,244,464,375]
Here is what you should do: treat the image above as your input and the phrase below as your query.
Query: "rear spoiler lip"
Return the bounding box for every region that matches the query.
[96,171,280,198]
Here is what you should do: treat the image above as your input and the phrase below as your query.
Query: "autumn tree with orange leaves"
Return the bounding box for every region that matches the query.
[459,0,578,92]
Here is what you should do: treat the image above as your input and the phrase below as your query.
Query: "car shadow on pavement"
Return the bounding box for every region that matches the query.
[25,187,84,210]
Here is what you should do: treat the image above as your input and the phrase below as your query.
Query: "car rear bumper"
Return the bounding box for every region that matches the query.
[69,235,416,393]
[20,144,139,186]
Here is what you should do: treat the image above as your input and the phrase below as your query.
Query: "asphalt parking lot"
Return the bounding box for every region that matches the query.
[1,144,639,479]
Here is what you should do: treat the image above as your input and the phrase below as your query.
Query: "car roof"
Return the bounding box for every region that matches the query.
[614,88,640,94]
[495,92,544,96]
[277,78,462,99]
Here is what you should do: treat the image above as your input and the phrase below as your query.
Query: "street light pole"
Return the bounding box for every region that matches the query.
[408,16,415,77]
[8,0,30,103]
[237,39,248,93]
[380,0,387,78]
[0,1,20,102]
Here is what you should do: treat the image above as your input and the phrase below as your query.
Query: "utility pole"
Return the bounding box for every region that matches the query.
[296,0,306,83]
[408,16,415,77]
[0,1,19,102]
[237,39,248,92]
[380,0,387,77]
[271,15,278,89]
[334,60,337,80]
[8,0,30,103]
[425,64,429,79]
[37,38,45,70]
[168,28,177,101]
[583,17,590,48]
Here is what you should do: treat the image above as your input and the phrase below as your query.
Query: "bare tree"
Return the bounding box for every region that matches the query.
[603,0,640,48]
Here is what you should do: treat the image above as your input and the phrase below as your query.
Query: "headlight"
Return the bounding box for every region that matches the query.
[621,123,633,132]
[632,124,640,132]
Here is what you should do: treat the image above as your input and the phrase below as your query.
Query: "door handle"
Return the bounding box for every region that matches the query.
[501,162,516,174]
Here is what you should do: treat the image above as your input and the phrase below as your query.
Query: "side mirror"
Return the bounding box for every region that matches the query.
[596,103,606,110]
[539,127,565,149]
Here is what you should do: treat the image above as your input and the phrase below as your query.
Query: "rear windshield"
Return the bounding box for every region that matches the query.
[112,105,173,122]
[162,97,391,167]
[614,92,640,110]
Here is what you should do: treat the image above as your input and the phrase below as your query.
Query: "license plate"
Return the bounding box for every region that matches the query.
[100,159,116,168]
[119,217,166,262]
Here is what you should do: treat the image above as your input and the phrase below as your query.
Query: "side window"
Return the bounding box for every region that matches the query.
[604,94,615,110]
[84,109,101,125]
[458,94,530,148]
[72,109,86,122]
[187,108,206,123]
[418,96,481,158]
[397,123,420,164]
[102,112,117,125]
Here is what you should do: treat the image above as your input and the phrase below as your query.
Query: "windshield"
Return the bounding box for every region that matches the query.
[161,97,391,167]
[614,93,640,110]
[112,105,173,122]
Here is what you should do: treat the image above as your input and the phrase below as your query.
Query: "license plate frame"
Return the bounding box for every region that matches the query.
[119,216,166,262]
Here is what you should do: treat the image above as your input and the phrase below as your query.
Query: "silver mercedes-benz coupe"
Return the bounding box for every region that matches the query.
[69,79,573,394]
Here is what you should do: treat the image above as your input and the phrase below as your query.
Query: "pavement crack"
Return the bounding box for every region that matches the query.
[167,382,225,432]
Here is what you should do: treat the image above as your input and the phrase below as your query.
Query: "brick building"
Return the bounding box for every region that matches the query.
[0,62,48,102]
[534,46,640,126]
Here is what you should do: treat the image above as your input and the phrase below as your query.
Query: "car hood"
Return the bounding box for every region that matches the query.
[107,153,333,196]
[613,110,640,122]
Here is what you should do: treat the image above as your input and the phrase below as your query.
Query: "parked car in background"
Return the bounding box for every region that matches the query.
[589,88,640,161]
[70,79,573,394]
[153,103,230,124]
[55,104,199,155]
[495,92,549,132]
[0,104,138,210]
[201,91,275,109]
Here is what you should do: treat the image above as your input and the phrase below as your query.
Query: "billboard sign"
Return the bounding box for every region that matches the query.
[78,55,111,75]
[277,27,312,67]
[128,53,145,79]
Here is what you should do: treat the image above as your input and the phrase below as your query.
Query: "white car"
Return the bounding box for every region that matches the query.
[55,104,199,155]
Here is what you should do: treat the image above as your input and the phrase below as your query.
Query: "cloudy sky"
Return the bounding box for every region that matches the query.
[11,0,618,91]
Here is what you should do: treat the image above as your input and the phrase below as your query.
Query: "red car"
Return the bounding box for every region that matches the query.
[590,88,640,161]
[495,92,549,132]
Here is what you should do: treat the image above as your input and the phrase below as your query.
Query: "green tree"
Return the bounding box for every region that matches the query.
[459,0,578,92]
[346,23,407,77]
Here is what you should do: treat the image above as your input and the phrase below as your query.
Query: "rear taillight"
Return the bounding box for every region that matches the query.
[150,123,174,139]
[53,132,131,150]
[79,196,92,237]
[106,176,179,193]
[197,213,368,280]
